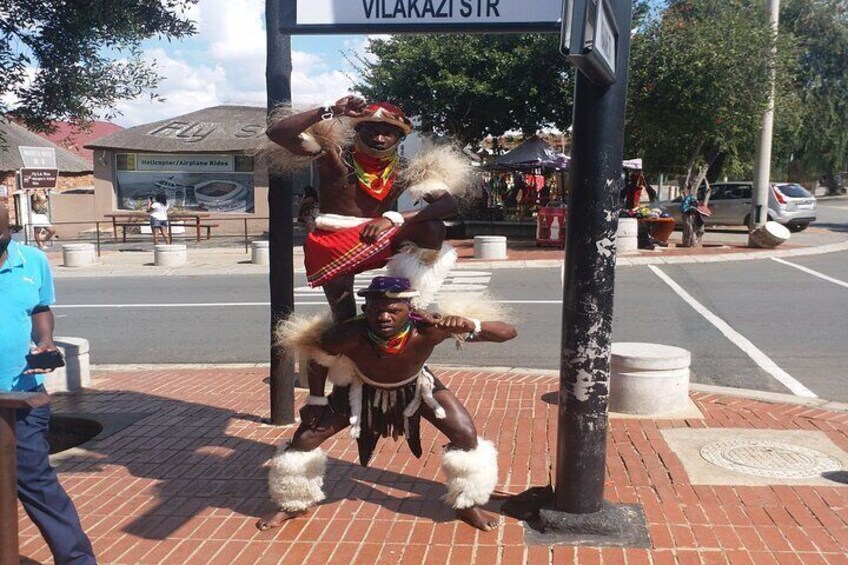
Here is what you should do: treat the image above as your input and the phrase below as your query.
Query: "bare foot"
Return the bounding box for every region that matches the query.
[456,507,499,532]
[256,508,307,531]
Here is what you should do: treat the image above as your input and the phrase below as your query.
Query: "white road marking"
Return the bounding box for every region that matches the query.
[772,257,848,289]
[294,271,494,295]
[53,299,564,309]
[648,265,817,398]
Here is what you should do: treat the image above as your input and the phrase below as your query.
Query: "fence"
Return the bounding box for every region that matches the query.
[16,217,296,257]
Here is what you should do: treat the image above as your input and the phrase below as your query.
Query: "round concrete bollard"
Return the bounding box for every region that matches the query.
[62,243,96,267]
[44,337,90,393]
[749,221,790,248]
[251,240,270,265]
[154,244,187,267]
[610,342,691,415]
[473,235,507,260]
[616,218,638,254]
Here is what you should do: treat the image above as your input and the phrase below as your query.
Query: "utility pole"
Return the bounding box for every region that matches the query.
[265,0,296,425]
[748,0,780,244]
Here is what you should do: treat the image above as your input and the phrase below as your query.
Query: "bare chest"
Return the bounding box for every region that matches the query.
[346,333,435,386]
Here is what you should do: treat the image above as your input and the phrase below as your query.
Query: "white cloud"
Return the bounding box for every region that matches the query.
[106,1,361,127]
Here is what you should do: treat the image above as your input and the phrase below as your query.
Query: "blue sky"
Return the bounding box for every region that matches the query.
[111,1,370,127]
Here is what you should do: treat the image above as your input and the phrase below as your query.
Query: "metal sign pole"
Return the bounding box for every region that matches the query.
[557,0,631,514]
[504,0,648,545]
[266,0,296,425]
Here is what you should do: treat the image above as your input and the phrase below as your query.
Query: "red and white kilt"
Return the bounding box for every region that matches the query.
[304,225,401,287]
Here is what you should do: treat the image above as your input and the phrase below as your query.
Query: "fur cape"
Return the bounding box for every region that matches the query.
[274,314,356,386]
[398,141,474,200]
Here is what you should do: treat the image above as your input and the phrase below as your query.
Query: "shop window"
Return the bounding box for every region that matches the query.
[116,153,137,171]
[235,155,254,172]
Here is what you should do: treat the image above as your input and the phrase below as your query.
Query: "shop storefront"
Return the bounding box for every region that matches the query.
[85,105,272,234]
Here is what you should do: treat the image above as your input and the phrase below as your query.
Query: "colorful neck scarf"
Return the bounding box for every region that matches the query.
[367,322,413,356]
[352,149,400,201]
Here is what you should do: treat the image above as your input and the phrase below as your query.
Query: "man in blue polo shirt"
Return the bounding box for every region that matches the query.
[0,204,95,564]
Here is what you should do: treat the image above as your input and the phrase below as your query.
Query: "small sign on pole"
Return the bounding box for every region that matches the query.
[561,0,619,85]
[20,168,59,190]
[18,146,57,169]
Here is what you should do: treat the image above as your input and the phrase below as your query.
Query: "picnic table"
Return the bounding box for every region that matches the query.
[104,212,216,243]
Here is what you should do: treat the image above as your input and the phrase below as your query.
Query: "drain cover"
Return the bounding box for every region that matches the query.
[700,440,842,479]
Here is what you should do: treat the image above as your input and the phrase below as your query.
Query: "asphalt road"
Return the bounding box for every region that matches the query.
[51,199,848,402]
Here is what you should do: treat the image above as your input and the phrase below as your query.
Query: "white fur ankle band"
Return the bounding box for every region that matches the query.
[268,445,327,513]
[306,395,329,406]
[440,438,498,509]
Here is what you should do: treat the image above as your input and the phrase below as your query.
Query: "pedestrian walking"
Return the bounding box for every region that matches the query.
[0,203,96,565]
[31,189,57,249]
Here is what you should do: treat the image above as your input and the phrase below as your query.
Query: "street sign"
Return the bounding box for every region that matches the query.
[561,0,619,85]
[18,146,57,169]
[280,0,562,34]
[19,168,59,190]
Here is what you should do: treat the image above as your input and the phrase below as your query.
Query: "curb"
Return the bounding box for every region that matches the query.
[89,363,848,412]
[50,238,848,277]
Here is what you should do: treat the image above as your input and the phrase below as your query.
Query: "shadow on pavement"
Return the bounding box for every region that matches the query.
[49,387,469,541]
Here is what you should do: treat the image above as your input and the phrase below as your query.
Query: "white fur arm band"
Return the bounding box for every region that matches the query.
[306,395,329,406]
[467,318,482,339]
[381,211,405,226]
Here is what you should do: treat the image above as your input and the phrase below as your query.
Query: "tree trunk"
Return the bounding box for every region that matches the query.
[825,170,845,195]
[682,140,705,195]
[681,212,705,247]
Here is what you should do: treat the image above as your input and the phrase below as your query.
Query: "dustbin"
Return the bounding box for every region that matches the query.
[536,207,566,247]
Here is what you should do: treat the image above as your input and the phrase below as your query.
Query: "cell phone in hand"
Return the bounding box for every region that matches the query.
[26,350,65,370]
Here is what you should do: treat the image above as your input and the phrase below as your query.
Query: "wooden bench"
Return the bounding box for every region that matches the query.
[197,223,220,240]
[115,221,145,242]
[113,220,219,242]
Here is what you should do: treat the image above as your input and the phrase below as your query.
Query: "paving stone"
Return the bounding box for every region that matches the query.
[16,367,847,564]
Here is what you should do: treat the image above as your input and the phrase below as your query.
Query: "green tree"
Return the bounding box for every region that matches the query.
[0,0,197,132]
[780,0,848,193]
[626,0,797,192]
[354,33,575,146]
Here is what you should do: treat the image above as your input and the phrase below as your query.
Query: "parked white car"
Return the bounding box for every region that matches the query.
[658,182,817,232]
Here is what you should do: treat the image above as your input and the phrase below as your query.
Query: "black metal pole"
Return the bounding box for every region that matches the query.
[266,0,295,425]
[556,0,633,513]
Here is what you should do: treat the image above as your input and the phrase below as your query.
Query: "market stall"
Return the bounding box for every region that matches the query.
[471,139,569,245]
[619,161,675,247]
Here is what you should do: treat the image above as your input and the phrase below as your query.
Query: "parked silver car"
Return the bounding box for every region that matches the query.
[658,182,817,232]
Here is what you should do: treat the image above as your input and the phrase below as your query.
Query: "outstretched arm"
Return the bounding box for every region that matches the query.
[266,95,366,156]
[415,310,517,343]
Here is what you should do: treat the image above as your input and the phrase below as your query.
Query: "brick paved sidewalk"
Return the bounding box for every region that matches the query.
[19,368,848,564]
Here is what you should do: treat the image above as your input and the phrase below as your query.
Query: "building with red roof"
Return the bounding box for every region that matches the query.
[36,120,123,166]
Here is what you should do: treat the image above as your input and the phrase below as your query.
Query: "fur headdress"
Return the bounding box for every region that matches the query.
[349,102,413,134]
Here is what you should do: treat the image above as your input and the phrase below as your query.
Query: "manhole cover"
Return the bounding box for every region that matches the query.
[700,440,842,479]
[48,416,103,454]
